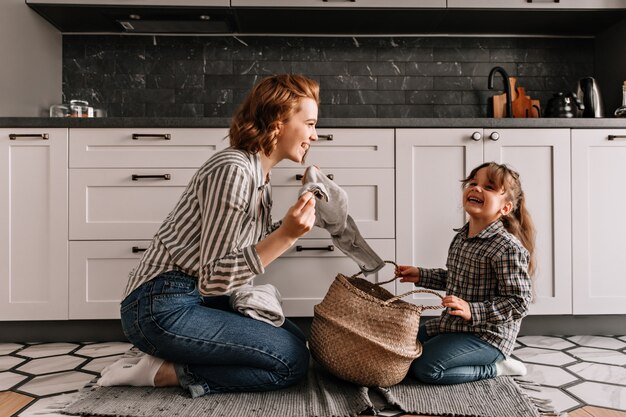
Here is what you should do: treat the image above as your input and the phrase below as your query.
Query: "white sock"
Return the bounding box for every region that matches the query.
[98,354,164,387]
[495,357,527,376]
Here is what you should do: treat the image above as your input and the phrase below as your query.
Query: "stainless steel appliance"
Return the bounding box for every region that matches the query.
[577,77,605,118]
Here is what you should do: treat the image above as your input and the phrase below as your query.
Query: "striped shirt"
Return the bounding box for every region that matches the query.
[124,148,276,297]
[418,220,532,355]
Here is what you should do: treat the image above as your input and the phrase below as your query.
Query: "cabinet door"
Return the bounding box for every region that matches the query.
[395,129,483,313]
[572,129,626,314]
[232,0,445,8]
[270,168,395,239]
[448,0,626,8]
[0,129,68,320]
[276,128,394,169]
[484,129,571,314]
[69,240,148,319]
[254,239,395,317]
[70,168,195,240]
[70,128,228,168]
[28,0,229,5]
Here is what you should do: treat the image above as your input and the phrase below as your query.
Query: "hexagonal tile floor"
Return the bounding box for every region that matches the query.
[0,337,625,416]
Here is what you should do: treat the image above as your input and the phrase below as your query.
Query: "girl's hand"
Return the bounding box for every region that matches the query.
[442,295,472,321]
[280,192,316,240]
[395,265,420,284]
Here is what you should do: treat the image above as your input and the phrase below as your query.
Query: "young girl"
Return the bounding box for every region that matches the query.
[98,74,319,397]
[396,162,536,385]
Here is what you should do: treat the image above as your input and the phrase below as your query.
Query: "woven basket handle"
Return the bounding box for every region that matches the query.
[383,288,444,310]
[366,260,444,310]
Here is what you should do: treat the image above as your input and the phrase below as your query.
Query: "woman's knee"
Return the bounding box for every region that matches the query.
[273,341,309,388]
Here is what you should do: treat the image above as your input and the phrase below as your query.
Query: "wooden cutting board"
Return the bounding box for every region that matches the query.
[492,77,517,118]
[493,80,541,118]
[512,87,541,118]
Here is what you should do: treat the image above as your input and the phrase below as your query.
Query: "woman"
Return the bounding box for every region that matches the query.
[98,74,320,397]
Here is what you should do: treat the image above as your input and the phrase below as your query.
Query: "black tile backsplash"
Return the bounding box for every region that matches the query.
[62,35,594,118]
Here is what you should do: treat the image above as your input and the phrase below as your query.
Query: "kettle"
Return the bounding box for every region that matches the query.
[577,77,605,118]
[545,92,584,118]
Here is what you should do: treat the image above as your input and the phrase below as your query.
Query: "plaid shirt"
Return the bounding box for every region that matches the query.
[418,220,532,356]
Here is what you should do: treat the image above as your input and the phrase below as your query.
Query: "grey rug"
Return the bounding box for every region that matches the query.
[378,376,541,417]
[59,363,541,417]
[61,362,372,417]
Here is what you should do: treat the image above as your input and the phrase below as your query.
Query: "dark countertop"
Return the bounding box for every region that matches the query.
[2,117,626,129]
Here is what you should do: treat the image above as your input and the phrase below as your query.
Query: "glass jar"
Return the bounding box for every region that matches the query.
[49,104,70,118]
[69,100,93,118]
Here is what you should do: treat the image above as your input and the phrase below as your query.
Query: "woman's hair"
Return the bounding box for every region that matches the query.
[462,162,536,277]
[229,74,320,157]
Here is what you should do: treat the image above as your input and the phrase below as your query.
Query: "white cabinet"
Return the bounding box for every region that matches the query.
[69,240,148,319]
[69,168,196,240]
[27,0,230,6]
[448,0,626,8]
[270,168,395,239]
[68,128,228,319]
[264,128,396,316]
[572,129,626,314]
[255,239,396,316]
[395,128,572,315]
[232,0,445,8]
[0,129,68,320]
[272,129,395,240]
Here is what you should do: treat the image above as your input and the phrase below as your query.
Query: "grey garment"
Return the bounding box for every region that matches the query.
[229,283,285,327]
[299,166,385,275]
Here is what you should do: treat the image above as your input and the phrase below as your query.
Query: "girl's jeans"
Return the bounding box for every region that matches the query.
[120,270,309,397]
[408,323,504,384]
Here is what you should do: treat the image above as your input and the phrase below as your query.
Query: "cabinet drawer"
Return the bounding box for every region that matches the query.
[276,128,394,169]
[448,0,626,8]
[70,168,195,240]
[70,128,228,168]
[69,240,149,319]
[254,238,396,317]
[270,168,395,239]
[232,0,445,7]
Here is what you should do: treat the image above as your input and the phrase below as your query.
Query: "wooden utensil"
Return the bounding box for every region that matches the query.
[492,77,517,118]
[512,87,533,118]
[512,87,542,118]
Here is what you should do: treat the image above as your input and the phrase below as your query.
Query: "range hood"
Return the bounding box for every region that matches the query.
[26,0,626,36]
[26,1,236,34]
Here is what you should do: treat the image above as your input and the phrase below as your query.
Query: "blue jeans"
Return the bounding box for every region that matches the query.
[408,323,504,385]
[120,270,309,397]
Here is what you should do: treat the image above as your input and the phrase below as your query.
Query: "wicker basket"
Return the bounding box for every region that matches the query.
[309,263,443,387]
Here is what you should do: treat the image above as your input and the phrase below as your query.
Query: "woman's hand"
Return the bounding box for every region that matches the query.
[442,295,472,321]
[395,264,420,284]
[280,191,316,241]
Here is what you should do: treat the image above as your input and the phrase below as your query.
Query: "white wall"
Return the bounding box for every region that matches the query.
[0,0,62,117]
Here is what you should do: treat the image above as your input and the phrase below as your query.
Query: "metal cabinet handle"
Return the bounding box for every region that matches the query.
[471,132,482,141]
[296,245,335,252]
[295,173,334,181]
[131,174,171,181]
[527,0,559,2]
[489,132,500,141]
[132,133,171,140]
[317,134,333,141]
[132,246,147,253]
[322,0,356,2]
[608,135,626,141]
[9,133,49,140]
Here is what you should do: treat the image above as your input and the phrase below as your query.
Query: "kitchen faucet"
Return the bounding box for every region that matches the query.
[488,66,513,118]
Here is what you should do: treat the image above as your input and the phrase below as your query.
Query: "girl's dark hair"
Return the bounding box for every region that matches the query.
[462,162,536,277]
[229,74,320,157]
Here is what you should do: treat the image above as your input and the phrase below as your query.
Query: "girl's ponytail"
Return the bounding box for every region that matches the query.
[501,189,536,277]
